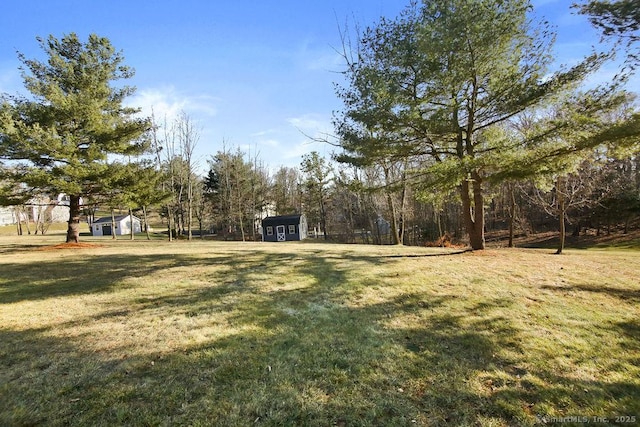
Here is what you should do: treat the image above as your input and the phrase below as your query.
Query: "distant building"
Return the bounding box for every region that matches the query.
[0,207,17,226]
[29,194,71,224]
[262,214,307,242]
[375,216,391,235]
[0,194,72,226]
[92,215,141,236]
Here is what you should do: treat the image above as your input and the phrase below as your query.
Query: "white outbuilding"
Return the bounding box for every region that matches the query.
[91,214,141,236]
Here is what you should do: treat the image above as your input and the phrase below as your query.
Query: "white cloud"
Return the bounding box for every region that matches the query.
[290,37,345,73]
[281,114,337,164]
[287,114,338,149]
[128,86,220,123]
[283,141,321,160]
[287,114,329,133]
[302,48,344,72]
[248,123,335,169]
[250,129,278,137]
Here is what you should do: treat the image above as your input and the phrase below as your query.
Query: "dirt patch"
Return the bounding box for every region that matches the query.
[38,242,102,250]
[425,232,467,249]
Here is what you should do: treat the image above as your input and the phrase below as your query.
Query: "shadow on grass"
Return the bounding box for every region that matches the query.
[0,243,52,255]
[376,249,473,258]
[515,232,640,251]
[0,253,210,304]
[541,283,640,303]
[1,248,639,425]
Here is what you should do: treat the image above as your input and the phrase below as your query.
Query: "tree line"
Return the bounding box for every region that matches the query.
[146,133,640,251]
[1,0,639,250]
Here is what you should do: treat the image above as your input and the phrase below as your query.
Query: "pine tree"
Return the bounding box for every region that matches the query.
[335,0,609,250]
[0,33,150,242]
[577,0,640,67]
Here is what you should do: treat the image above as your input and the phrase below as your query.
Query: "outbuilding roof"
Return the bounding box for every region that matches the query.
[93,215,139,224]
[262,214,303,225]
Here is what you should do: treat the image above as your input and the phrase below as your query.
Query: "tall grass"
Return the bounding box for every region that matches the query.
[1,236,638,426]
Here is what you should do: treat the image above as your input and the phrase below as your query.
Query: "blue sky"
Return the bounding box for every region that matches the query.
[1,0,637,173]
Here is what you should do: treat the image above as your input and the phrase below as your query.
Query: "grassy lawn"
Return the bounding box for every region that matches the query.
[0,235,638,426]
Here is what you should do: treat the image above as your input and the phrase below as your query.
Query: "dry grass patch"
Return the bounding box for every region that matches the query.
[0,237,638,426]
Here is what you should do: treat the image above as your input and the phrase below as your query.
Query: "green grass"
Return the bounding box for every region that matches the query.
[1,235,639,426]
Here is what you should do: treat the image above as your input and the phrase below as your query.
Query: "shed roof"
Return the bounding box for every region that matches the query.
[262,214,303,225]
[93,215,139,224]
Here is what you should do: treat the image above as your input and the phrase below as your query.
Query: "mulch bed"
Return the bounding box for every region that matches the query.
[38,242,102,250]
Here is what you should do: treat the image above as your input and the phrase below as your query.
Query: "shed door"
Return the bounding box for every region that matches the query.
[276,225,286,242]
[102,225,112,236]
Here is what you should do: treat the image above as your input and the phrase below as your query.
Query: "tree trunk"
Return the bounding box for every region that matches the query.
[399,168,408,244]
[382,164,402,246]
[66,195,82,243]
[386,192,402,245]
[239,214,246,241]
[572,221,581,237]
[187,178,193,241]
[318,193,328,241]
[167,205,173,242]
[23,207,32,235]
[436,209,443,246]
[129,207,135,241]
[35,206,43,234]
[556,177,566,255]
[176,209,183,237]
[460,174,485,250]
[508,182,516,248]
[348,199,355,243]
[556,208,566,255]
[110,209,117,240]
[238,195,246,242]
[143,206,151,240]
[187,192,193,241]
[367,216,376,245]
[624,215,630,234]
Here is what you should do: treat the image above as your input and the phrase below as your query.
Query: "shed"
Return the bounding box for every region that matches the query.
[92,214,142,236]
[262,214,307,242]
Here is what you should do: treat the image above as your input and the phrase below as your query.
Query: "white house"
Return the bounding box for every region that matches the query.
[92,215,142,236]
[0,207,17,226]
[0,193,72,226]
[29,194,71,224]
